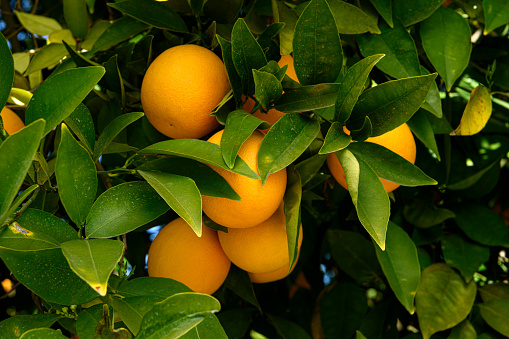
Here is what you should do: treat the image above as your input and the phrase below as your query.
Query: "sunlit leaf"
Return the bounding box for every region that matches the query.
[483,0,509,34]
[451,85,492,136]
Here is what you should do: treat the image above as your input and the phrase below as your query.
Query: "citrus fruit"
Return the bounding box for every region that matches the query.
[147,218,231,295]
[140,44,230,139]
[218,204,303,273]
[201,129,287,228]
[243,97,285,132]
[327,123,417,193]
[278,54,298,83]
[248,244,301,284]
[1,107,25,135]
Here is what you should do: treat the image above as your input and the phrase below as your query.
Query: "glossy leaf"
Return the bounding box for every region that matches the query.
[275,1,298,55]
[180,315,228,339]
[63,0,88,38]
[217,36,243,105]
[117,276,192,298]
[448,320,477,339]
[91,16,148,53]
[420,66,443,118]
[442,234,490,282]
[293,0,343,85]
[350,73,437,136]
[56,124,97,226]
[85,182,170,238]
[258,113,320,184]
[0,119,45,225]
[335,54,385,124]
[274,83,341,113]
[92,112,143,161]
[139,170,202,236]
[420,7,472,91]
[348,142,438,187]
[452,85,492,136]
[328,0,380,34]
[335,149,389,250]
[327,229,384,285]
[137,292,221,339]
[107,295,163,335]
[0,314,61,339]
[369,0,393,27]
[64,103,96,153]
[375,222,420,314]
[478,299,509,337]
[25,44,68,75]
[392,0,444,26]
[19,328,68,338]
[319,122,351,154]
[0,33,14,109]
[415,263,477,339]
[108,0,188,32]
[295,153,328,186]
[356,18,420,79]
[483,0,509,34]
[268,314,311,339]
[14,10,62,35]
[25,66,105,137]
[221,110,270,168]
[3,184,38,223]
[253,70,283,109]
[136,158,240,201]
[407,109,441,160]
[139,139,259,180]
[284,167,302,270]
[224,265,261,311]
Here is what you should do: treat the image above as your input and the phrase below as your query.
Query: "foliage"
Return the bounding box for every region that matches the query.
[0,0,509,338]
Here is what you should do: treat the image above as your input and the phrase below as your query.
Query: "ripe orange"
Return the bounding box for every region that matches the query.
[279,54,298,83]
[201,129,287,228]
[327,123,416,193]
[147,218,231,295]
[218,204,303,273]
[248,245,301,284]
[1,107,25,135]
[140,44,230,139]
[243,97,285,132]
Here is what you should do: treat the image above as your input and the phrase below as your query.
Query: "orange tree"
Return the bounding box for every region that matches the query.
[1,0,509,338]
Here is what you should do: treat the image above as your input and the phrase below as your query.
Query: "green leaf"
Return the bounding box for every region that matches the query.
[479,283,509,302]
[139,139,260,180]
[136,158,240,201]
[117,276,192,298]
[284,167,302,270]
[63,0,88,38]
[319,122,351,154]
[107,295,163,335]
[407,109,441,160]
[231,18,267,95]
[0,314,61,339]
[274,83,341,113]
[420,66,443,118]
[258,113,320,184]
[451,85,492,136]
[403,197,455,228]
[327,229,384,285]
[85,182,170,238]
[14,10,62,36]
[77,304,122,339]
[56,124,97,226]
[224,265,261,311]
[483,0,509,34]
[356,18,420,79]
[19,328,68,339]
[348,142,437,187]
[274,2,298,55]
[0,119,45,225]
[350,73,437,136]
[82,20,110,51]
[15,208,78,243]
[108,0,188,32]
[3,185,38,223]
[25,44,68,76]
[478,299,509,337]
[448,320,477,339]
[0,33,14,109]
[64,103,96,153]
[0,219,62,252]
[216,309,255,339]
[137,292,221,339]
[267,314,311,339]
[25,66,105,137]
[293,0,343,85]
[375,222,421,314]
[91,16,148,53]
[420,7,472,91]
[217,36,243,105]
[180,315,228,339]
[295,153,328,186]
[138,170,202,237]
[415,263,477,339]
[369,0,393,27]
[335,54,385,124]
[452,203,509,247]
[392,0,444,26]
[221,110,270,168]
[335,149,389,250]
[442,234,490,282]
[253,70,283,109]
[328,0,380,34]
[93,112,144,161]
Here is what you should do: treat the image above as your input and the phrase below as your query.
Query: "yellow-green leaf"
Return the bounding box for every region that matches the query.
[452,85,492,136]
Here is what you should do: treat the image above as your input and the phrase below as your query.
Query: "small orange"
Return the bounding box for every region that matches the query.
[1,107,25,135]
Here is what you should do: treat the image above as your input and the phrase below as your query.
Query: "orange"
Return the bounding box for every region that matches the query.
[249,245,301,284]
[147,218,231,295]
[140,44,230,139]
[243,97,285,132]
[278,54,298,83]
[201,129,287,228]
[327,123,416,193]
[218,204,303,273]
[1,107,25,135]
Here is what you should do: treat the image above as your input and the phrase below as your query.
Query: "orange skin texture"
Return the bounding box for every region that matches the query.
[278,54,298,83]
[147,218,231,295]
[140,44,230,139]
[243,97,285,132]
[202,130,287,228]
[1,107,25,135]
[327,123,417,193]
[218,204,303,274]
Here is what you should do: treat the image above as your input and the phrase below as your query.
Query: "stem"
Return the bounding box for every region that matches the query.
[2,187,41,227]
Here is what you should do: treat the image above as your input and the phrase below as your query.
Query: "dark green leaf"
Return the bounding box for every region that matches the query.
[108,0,187,32]
[25,66,105,137]
[107,295,163,335]
[224,265,261,310]
[139,139,259,180]
[420,66,443,118]
[15,208,78,244]
[328,0,380,34]
[479,283,509,302]
[448,320,477,339]
[19,327,69,338]
[85,182,170,238]
[203,0,242,23]
[253,70,283,109]
[403,197,455,228]
[138,170,202,236]
[180,315,228,339]
[483,0,509,34]
[420,7,472,91]
[369,0,393,27]
[284,167,302,270]
[392,0,444,26]
[375,222,420,314]
[0,32,14,109]
[64,103,96,153]
[56,124,97,226]
[258,113,320,184]
[217,309,255,339]
[442,234,490,282]
[117,276,192,298]
[319,122,351,154]
[416,263,477,339]
[216,36,242,105]
[295,153,328,186]
[0,314,61,339]
[63,0,88,38]
[76,304,114,339]
[102,55,125,105]
[274,83,341,113]
[0,119,45,225]
[268,314,311,339]
[407,109,441,160]
[351,74,437,136]
[91,16,148,53]
[221,110,270,168]
[293,0,343,85]
[478,300,509,337]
